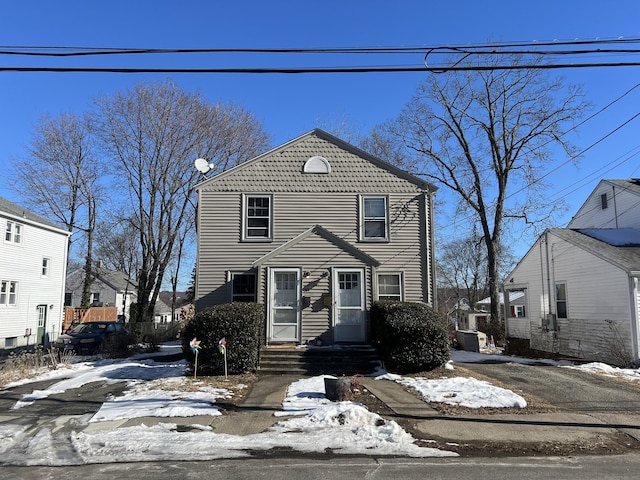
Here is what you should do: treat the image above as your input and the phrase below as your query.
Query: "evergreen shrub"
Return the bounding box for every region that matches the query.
[181,302,263,375]
[371,301,450,374]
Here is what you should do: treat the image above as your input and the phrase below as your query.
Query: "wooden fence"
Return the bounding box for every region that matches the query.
[63,307,119,332]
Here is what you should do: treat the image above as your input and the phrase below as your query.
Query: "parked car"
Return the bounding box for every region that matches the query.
[53,321,129,355]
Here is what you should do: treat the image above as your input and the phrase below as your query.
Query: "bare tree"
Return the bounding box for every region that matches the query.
[437,230,516,309]
[11,112,102,306]
[93,80,271,325]
[388,54,587,324]
[94,218,142,280]
[437,233,488,310]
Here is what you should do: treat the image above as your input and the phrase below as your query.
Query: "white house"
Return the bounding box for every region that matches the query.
[503,179,640,366]
[0,197,70,352]
[568,179,640,229]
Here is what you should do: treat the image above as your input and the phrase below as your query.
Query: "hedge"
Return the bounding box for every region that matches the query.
[181,302,263,375]
[370,301,450,374]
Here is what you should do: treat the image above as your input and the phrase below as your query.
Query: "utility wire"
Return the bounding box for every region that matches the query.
[2,36,640,55]
[2,62,640,74]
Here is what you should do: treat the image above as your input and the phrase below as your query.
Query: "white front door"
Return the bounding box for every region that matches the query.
[269,268,301,342]
[333,268,366,343]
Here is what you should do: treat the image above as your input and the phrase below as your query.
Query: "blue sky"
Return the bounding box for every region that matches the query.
[1,1,639,263]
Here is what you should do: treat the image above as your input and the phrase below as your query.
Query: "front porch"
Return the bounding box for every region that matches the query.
[258,344,381,376]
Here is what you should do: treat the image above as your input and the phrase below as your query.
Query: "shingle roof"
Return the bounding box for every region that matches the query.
[67,267,137,293]
[0,196,66,231]
[197,129,437,194]
[605,179,640,196]
[552,228,640,273]
[94,267,137,292]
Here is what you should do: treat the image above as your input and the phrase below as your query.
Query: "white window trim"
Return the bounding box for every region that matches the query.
[5,221,23,245]
[42,257,50,277]
[0,280,19,306]
[376,272,404,301]
[242,193,273,241]
[555,282,568,319]
[359,195,390,242]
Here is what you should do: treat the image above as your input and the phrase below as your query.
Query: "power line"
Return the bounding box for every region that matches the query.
[2,36,640,56]
[1,62,640,74]
[2,37,640,73]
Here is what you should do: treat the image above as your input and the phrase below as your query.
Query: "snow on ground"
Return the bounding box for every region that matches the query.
[0,344,457,465]
[2,343,639,466]
[388,375,527,408]
[563,361,640,382]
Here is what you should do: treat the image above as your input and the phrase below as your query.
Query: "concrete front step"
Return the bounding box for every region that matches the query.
[258,346,381,376]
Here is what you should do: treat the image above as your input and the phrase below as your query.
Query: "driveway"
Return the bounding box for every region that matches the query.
[460,361,640,412]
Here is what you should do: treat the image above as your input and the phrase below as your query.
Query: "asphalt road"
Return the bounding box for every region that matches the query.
[2,455,640,480]
[461,361,640,412]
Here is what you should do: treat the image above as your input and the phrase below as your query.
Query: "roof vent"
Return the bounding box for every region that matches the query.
[303,156,331,174]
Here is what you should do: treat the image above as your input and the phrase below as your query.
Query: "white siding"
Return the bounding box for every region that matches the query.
[1,213,69,350]
[505,230,636,364]
[569,180,640,229]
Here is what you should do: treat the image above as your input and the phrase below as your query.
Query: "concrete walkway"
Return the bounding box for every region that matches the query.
[360,376,640,445]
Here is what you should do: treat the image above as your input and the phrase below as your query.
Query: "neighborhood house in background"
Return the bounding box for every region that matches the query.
[0,196,70,352]
[504,179,640,366]
[65,265,137,328]
[194,129,438,347]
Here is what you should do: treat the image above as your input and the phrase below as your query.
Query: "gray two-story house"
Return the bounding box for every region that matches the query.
[194,129,437,346]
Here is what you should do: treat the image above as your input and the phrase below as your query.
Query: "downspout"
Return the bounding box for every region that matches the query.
[612,184,619,228]
[428,191,437,310]
[545,232,553,315]
[629,275,639,363]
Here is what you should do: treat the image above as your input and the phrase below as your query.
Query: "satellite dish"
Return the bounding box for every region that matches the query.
[194,158,213,175]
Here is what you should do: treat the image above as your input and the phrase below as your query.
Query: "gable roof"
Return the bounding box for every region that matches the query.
[476,291,525,306]
[252,224,381,267]
[67,267,137,293]
[552,228,640,274]
[196,129,437,194]
[578,227,640,247]
[0,196,69,235]
[605,179,640,196]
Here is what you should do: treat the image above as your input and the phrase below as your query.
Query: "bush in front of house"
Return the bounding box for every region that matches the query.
[371,301,450,374]
[181,302,263,375]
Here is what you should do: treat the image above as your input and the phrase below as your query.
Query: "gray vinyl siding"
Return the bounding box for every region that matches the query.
[197,190,429,309]
[257,236,373,344]
[195,130,436,344]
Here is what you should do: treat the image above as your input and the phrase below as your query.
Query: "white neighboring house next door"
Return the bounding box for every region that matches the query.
[268,268,301,342]
[333,268,366,343]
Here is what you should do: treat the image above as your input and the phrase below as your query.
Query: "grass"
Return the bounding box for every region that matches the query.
[0,346,74,388]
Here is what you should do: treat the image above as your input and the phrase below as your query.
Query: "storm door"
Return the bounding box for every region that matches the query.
[333,268,366,342]
[268,268,301,342]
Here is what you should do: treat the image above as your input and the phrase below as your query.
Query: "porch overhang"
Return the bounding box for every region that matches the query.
[251,224,381,268]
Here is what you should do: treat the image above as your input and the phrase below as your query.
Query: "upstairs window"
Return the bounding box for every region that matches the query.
[243,194,272,240]
[601,193,608,209]
[5,221,22,244]
[42,258,50,277]
[360,196,389,241]
[0,281,18,305]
